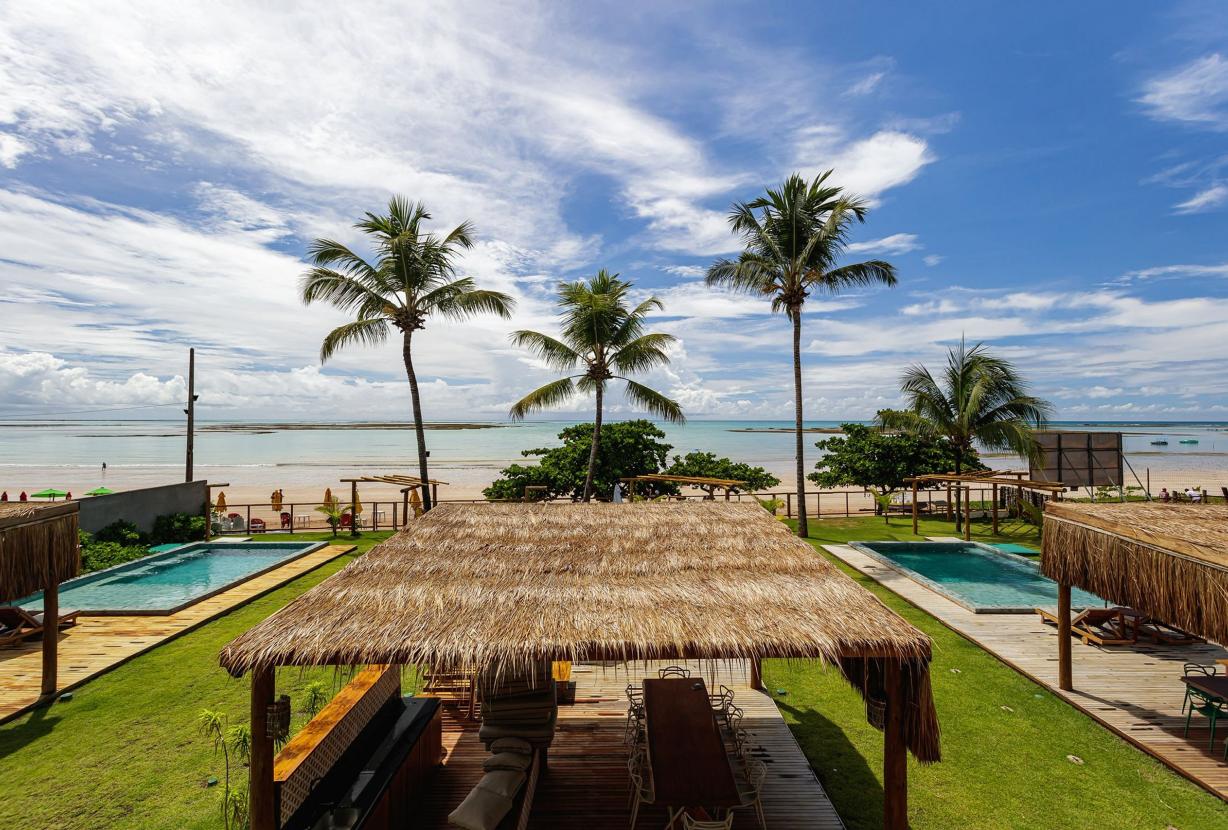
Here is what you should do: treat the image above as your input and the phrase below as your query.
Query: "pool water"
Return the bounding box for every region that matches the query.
[21,541,325,614]
[850,541,1105,613]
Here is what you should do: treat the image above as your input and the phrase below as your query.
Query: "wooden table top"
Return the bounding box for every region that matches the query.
[1183,674,1228,700]
[642,677,740,809]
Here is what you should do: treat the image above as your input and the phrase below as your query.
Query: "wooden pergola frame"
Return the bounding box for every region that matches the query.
[339,475,450,518]
[903,472,1066,540]
[620,474,747,500]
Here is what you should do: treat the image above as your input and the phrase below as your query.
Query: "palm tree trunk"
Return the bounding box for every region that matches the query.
[402,331,433,512]
[792,308,808,538]
[582,384,603,502]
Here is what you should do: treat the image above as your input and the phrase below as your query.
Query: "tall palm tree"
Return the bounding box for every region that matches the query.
[707,171,898,538]
[301,196,515,512]
[509,270,685,501]
[878,338,1053,529]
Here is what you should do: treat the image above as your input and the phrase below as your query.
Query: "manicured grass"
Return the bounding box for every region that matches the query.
[764,517,1228,830]
[0,531,394,830]
[803,514,1041,551]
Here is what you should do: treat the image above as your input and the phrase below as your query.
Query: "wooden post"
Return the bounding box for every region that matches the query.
[403,489,410,524]
[883,659,908,830]
[392,501,398,529]
[786,492,792,518]
[911,481,919,535]
[1058,582,1073,691]
[289,504,294,532]
[945,483,952,520]
[431,482,439,505]
[249,667,276,830]
[185,347,196,482]
[750,657,763,691]
[991,484,999,534]
[963,487,971,541]
[40,559,58,699]
[350,481,359,537]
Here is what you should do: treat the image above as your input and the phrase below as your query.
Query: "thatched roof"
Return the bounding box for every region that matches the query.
[0,501,80,603]
[1041,501,1228,644]
[221,501,939,761]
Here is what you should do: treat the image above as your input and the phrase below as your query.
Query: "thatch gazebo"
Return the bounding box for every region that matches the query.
[1041,501,1228,690]
[221,502,940,830]
[0,501,80,698]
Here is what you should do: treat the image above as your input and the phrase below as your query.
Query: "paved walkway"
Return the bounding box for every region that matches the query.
[0,544,353,724]
[825,542,1228,801]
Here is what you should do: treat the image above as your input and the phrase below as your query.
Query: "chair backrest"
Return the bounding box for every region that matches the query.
[1184,662,1217,677]
[659,665,691,678]
[681,814,733,830]
[626,683,643,702]
[745,758,767,794]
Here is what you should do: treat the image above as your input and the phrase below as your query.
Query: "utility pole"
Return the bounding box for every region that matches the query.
[184,348,198,482]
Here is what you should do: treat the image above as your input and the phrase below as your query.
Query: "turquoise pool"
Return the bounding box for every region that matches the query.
[850,540,1105,613]
[21,541,325,614]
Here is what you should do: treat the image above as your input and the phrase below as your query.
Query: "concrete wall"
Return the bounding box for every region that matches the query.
[78,480,209,534]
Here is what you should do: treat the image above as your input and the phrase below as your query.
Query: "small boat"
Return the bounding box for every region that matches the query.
[1179,439,1199,444]
[1150,440,1168,446]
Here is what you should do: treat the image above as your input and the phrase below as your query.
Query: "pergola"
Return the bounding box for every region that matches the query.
[1041,501,1228,691]
[221,502,940,830]
[339,474,450,515]
[619,474,747,500]
[903,472,1068,538]
[0,501,80,699]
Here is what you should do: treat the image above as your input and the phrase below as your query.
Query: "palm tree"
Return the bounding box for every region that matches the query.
[509,270,685,501]
[301,196,515,511]
[707,171,898,538]
[878,339,1053,529]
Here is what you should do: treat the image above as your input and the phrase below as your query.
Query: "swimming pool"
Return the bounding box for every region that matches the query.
[849,540,1105,613]
[21,541,326,615]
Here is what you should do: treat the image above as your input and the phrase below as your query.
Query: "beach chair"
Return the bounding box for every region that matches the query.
[280,511,292,529]
[249,517,266,533]
[0,606,42,647]
[1034,607,1138,646]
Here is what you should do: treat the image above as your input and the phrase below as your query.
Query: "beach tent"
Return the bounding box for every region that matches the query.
[222,502,940,830]
[30,488,68,501]
[85,487,114,496]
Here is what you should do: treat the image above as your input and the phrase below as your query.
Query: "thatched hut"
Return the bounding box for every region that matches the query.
[0,500,80,698]
[1041,501,1228,690]
[222,502,939,830]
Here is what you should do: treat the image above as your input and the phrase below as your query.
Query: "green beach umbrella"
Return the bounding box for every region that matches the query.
[30,488,69,500]
[85,486,114,496]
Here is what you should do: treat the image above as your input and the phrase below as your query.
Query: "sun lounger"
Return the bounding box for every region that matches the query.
[0,606,79,647]
[1035,606,1138,646]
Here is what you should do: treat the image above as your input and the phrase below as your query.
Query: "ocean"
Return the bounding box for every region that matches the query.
[2,419,1227,501]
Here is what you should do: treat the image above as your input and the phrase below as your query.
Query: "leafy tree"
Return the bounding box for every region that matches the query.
[484,420,676,502]
[508,271,684,501]
[301,196,515,511]
[707,172,897,537]
[664,451,780,498]
[315,498,344,537]
[809,423,984,523]
[878,339,1052,529]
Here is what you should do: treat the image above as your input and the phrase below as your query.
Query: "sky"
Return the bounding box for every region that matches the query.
[1,1,1227,422]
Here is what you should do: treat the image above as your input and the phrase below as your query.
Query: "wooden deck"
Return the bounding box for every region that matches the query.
[826,542,1228,801]
[0,544,353,724]
[417,660,845,829]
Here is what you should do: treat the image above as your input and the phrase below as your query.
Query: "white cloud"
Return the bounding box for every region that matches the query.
[663,264,706,279]
[1139,53,1228,129]
[0,131,32,167]
[1174,183,1228,213]
[795,128,934,201]
[923,255,943,267]
[846,233,921,255]
[845,71,886,97]
[1122,262,1228,280]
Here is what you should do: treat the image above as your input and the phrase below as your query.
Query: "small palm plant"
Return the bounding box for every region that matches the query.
[708,172,897,537]
[301,196,515,511]
[509,270,685,501]
[198,709,249,830]
[315,498,343,537]
[879,338,1053,529]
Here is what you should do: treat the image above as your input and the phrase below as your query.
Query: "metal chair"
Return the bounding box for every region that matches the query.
[627,756,655,829]
[722,705,749,756]
[709,684,735,720]
[624,683,646,745]
[1184,683,1227,750]
[681,814,734,830]
[735,757,768,829]
[659,665,692,678]
[1182,663,1217,713]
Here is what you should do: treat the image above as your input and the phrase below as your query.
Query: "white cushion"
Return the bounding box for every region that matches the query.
[447,786,513,830]
[476,769,527,799]
[489,736,533,755]
[484,751,532,772]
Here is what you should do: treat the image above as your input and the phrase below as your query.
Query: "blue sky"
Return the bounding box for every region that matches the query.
[1,1,1227,420]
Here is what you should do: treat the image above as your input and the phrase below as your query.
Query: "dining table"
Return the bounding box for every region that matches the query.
[642,677,741,821]
[1183,673,1228,702]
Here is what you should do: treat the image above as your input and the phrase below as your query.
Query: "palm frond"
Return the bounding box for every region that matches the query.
[319,318,391,363]
[509,378,578,421]
[509,330,582,372]
[612,333,676,374]
[620,379,686,423]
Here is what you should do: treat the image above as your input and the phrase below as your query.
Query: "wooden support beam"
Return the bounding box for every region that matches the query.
[1058,582,1073,691]
[991,483,999,534]
[40,566,58,699]
[945,483,952,520]
[964,487,972,542]
[750,658,762,691]
[883,659,908,830]
[249,667,276,830]
[911,481,919,535]
[350,480,359,537]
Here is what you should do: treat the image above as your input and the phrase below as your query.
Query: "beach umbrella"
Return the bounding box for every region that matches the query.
[271,489,283,512]
[85,486,114,496]
[324,487,334,509]
[352,492,363,515]
[0,492,7,502]
[215,491,227,512]
[408,488,423,518]
[31,488,68,500]
[19,491,27,501]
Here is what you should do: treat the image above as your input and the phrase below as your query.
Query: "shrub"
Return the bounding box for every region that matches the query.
[81,540,150,572]
[92,519,145,546]
[150,512,206,544]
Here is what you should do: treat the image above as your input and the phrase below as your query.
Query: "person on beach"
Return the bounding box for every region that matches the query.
[1160,488,1170,502]
[1188,487,1202,503]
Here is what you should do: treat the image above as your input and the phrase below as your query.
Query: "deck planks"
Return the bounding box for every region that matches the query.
[0,544,353,724]
[825,542,1228,802]
[416,660,845,829]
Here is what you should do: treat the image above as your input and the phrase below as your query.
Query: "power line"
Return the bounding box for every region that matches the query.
[0,401,186,420]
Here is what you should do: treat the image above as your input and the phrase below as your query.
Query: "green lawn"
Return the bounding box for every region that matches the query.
[0,531,393,830]
[766,517,1228,829]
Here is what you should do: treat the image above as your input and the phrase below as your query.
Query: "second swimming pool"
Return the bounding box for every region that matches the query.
[850,540,1105,613]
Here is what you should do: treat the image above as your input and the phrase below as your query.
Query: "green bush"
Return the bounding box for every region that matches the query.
[81,539,150,572]
[92,519,145,546]
[151,512,206,544]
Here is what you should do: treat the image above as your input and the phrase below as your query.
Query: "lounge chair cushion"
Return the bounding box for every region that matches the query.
[483,751,532,772]
[489,736,533,755]
[476,769,526,799]
[447,786,513,830]
[478,715,557,743]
